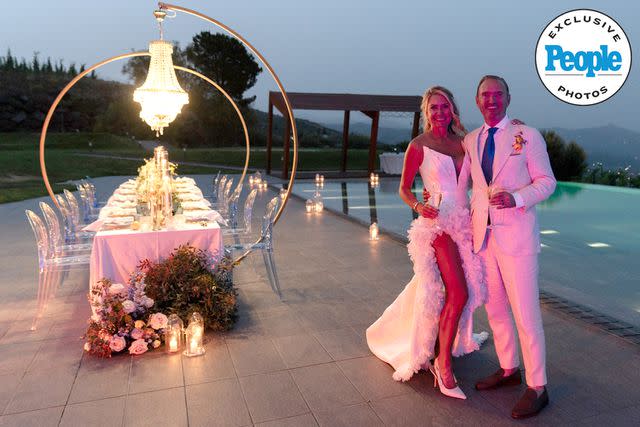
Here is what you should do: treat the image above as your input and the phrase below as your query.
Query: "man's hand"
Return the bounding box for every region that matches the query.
[489,191,516,209]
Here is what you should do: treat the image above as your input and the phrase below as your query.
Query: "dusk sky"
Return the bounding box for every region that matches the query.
[3,0,639,132]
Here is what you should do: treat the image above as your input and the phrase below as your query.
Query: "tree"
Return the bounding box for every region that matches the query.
[185,32,262,105]
[541,130,587,181]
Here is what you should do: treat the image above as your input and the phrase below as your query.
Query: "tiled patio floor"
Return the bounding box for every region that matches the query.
[0,176,639,426]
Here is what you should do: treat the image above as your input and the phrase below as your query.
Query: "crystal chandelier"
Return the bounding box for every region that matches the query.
[133,11,188,136]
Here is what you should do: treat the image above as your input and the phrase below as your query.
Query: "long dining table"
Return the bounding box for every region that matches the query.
[87,177,224,288]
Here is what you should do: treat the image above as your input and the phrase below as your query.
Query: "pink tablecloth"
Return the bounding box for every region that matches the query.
[89,223,223,288]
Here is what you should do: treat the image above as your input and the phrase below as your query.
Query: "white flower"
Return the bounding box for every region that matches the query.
[109,335,126,353]
[152,340,161,349]
[108,283,127,297]
[84,342,91,352]
[142,297,154,308]
[148,313,168,330]
[122,300,136,314]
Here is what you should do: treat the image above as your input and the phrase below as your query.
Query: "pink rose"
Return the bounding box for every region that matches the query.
[148,313,168,330]
[109,335,126,353]
[128,339,148,355]
[130,328,144,340]
[108,283,127,297]
[122,300,136,314]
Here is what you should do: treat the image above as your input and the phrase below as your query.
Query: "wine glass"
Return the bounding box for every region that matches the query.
[487,183,503,228]
[425,190,443,229]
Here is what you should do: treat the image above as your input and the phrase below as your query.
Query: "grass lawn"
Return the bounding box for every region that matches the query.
[0,132,383,203]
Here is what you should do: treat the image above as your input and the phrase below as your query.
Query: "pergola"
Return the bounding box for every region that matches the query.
[267,92,422,178]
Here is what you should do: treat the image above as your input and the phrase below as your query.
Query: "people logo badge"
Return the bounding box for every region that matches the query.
[535,9,632,106]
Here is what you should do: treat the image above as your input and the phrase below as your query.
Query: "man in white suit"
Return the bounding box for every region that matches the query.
[464,75,556,419]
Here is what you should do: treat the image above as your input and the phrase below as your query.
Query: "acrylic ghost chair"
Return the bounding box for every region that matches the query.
[226,196,282,299]
[55,194,93,244]
[25,209,90,330]
[210,171,222,203]
[77,183,99,222]
[223,188,258,237]
[39,201,93,257]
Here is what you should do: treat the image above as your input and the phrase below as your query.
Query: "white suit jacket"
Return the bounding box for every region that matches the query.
[461,121,556,255]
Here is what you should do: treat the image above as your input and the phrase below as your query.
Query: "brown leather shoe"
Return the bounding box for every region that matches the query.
[475,368,522,390]
[511,387,549,419]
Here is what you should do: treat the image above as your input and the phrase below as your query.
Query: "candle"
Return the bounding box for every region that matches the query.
[315,173,320,183]
[169,335,178,352]
[319,175,325,183]
[306,200,314,213]
[369,222,379,240]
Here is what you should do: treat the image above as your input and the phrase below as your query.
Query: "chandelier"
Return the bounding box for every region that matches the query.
[133,11,188,136]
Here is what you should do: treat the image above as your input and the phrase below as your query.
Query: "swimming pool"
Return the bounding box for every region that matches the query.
[291,179,640,327]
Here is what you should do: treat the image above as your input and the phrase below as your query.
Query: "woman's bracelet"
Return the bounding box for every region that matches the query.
[412,200,422,211]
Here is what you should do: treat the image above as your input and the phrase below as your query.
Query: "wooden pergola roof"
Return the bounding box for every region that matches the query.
[267,92,422,178]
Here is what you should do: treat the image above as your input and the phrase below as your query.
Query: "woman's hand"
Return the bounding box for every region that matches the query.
[422,188,431,203]
[416,203,439,219]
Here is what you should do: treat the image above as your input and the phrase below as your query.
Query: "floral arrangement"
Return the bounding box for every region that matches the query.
[512,131,527,154]
[135,157,178,203]
[85,275,168,357]
[142,245,237,331]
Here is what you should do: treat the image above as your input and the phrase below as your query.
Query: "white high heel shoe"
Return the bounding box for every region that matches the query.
[430,359,467,400]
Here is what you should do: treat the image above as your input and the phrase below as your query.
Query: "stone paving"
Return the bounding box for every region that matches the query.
[0,175,639,426]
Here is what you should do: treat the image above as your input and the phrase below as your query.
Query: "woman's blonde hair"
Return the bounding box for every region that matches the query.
[421,86,466,136]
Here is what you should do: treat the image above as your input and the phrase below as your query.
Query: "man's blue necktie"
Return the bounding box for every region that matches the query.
[481,127,498,184]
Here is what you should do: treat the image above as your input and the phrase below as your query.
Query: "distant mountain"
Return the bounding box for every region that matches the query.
[323,120,640,172]
[322,121,414,144]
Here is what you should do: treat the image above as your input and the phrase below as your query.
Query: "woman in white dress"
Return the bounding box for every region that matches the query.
[366,86,486,400]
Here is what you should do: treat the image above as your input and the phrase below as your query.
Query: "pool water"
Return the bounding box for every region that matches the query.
[292,179,640,327]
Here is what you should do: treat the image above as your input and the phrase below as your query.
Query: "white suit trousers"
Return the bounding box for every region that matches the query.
[479,230,547,387]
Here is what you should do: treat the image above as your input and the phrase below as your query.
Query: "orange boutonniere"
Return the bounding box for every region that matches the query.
[512,132,527,154]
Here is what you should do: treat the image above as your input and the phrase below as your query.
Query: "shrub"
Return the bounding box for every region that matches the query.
[141,245,237,331]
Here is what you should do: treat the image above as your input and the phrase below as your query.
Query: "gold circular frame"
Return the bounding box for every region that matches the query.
[39,2,299,264]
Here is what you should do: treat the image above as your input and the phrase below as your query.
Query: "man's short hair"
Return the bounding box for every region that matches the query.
[476,75,510,97]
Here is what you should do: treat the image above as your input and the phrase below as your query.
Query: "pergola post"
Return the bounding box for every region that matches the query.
[411,111,420,139]
[365,111,380,175]
[267,101,273,174]
[340,110,350,172]
[282,114,290,180]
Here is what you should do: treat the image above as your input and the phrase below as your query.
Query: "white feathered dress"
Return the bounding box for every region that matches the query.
[366,146,487,382]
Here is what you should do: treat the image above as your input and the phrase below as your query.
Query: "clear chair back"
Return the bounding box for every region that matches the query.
[55,194,76,242]
[242,189,258,233]
[25,210,50,268]
[39,202,64,255]
[63,189,81,225]
[261,197,280,250]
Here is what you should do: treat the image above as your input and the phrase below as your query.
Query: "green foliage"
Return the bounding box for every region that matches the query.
[142,246,237,331]
[186,32,262,104]
[581,163,640,187]
[0,49,86,77]
[541,130,587,180]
